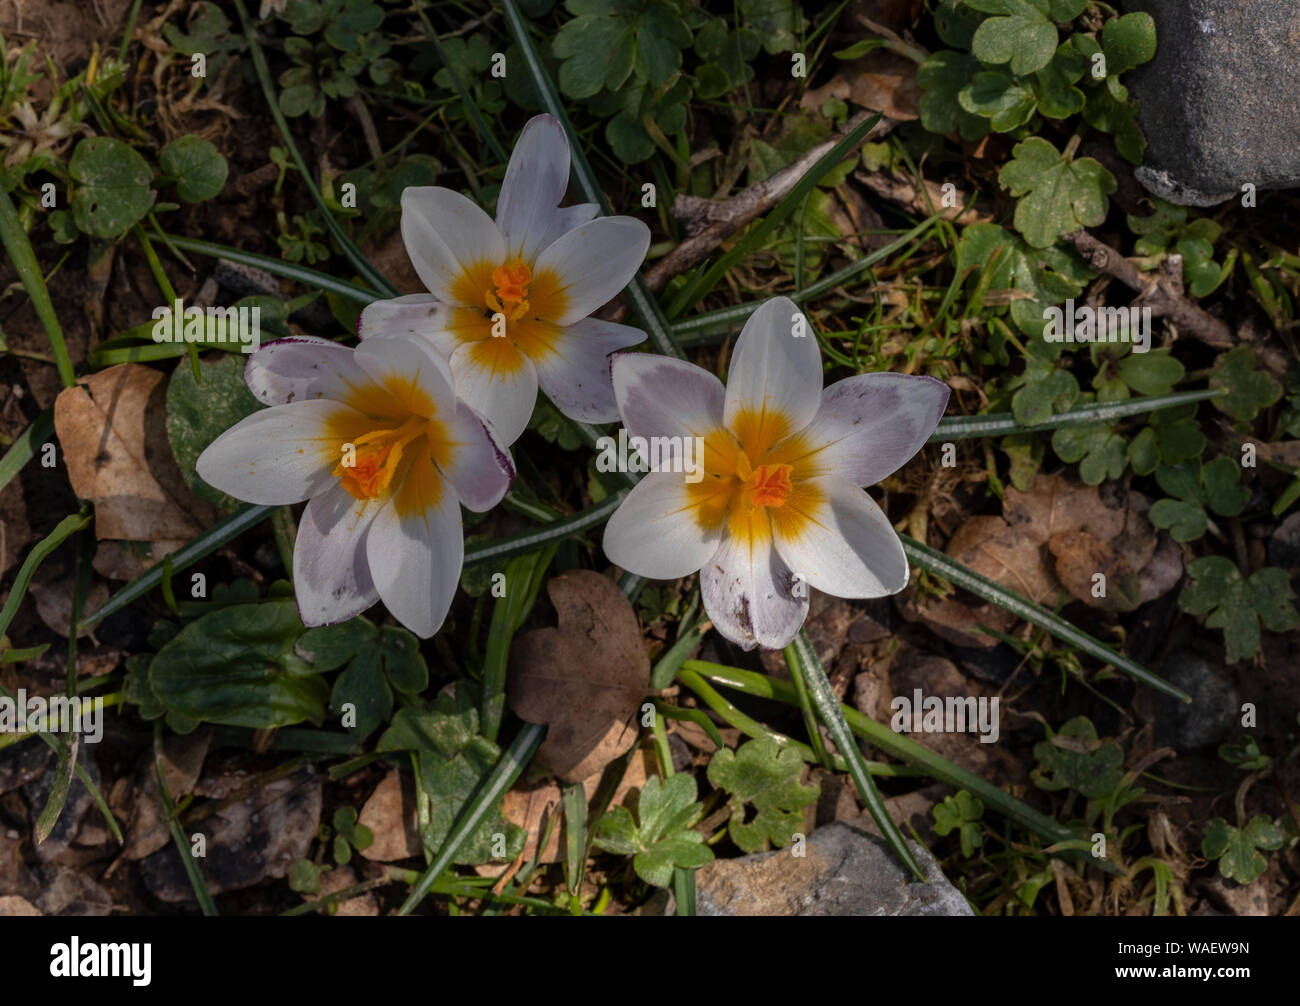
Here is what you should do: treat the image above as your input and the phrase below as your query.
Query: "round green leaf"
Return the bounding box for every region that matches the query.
[166,354,264,510]
[69,137,156,238]
[160,135,229,203]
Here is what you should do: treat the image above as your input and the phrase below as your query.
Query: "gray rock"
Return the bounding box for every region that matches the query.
[1155,647,1238,750]
[691,821,974,916]
[1126,2,1300,205]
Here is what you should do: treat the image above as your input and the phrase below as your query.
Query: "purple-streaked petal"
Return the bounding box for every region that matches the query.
[243,336,361,407]
[724,297,823,447]
[357,294,460,357]
[195,400,358,505]
[294,483,381,625]
[611,353,725,442]
[533,216,650,325]
[533,318,645,425]
[497,114,571,264]
[400,186,505,305]
[366,453,463,639]
[448,340,538,446]
[771,476,908,598]
[800,372,950,486]
[700,527,809,651]
[438,401,514,512]
[603,472,723,580]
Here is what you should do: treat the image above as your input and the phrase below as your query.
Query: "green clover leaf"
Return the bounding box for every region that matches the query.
[1100,11,1157,77]
[1179,558,1300,663]
[933,790,985,858]
[1031,716,1124,799]
[1210,345,1283,422]
[593,774,714,887]
[1202,816,1284,884]
[999,136,1116,248]
[707,738,819,853]
[919,51,992,140]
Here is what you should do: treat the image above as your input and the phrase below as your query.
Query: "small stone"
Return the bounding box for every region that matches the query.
[35,867,113,916]
[1201,874,1269,916]
[0,895,41,916]
[1154,647,1238,750]
[1127,2,1300,205]
[691,821,974,916]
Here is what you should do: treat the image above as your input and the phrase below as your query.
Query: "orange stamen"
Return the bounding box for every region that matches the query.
[484,258,532,323]
[334,415,429,501]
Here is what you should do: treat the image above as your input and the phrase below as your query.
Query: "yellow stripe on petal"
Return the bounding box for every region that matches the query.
[466,336,531,379]
[729,405,793,459]
[392,450,445,521]
[525,266,569,324]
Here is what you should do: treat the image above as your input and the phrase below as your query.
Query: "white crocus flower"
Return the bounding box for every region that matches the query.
[602,297,950,651]
[357,114,651,446]
[196,333,513,638]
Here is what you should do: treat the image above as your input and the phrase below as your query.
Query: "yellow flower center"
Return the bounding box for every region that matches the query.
[735,450,794,510]
[333,414,431,501]
[485,259,532,323]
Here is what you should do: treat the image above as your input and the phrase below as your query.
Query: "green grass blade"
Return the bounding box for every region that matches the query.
[786,631,925,881]
[232,0,396,298]
[665,112,883,318]
[0,408,54,494]
[0,511,91,640]
[930,389,1228,442]
[398,721,546,915]
[501,0,684,361]
[464,491,627,569]
[481,547,557,743]
[900,535,1189,701]
[155,722,218,915]
[80,504,275,628]
[160,234,379,305]
[670,213,944,342]
[0,187,75,386]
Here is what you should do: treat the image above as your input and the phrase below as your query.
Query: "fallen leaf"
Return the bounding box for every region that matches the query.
[800,50,921,121]
[53,364,215,546]
[357,769,421,863]
[507,570,649,782]
[907,474,1173,641]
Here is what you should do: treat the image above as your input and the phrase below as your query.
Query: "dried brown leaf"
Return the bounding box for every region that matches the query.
[507,570,649,782]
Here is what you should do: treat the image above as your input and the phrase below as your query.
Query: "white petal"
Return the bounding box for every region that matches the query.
[772,476,908,598]
[400,186,505,305]
[439,401,514,512]
[724,297,823,444]
[448,341,538,446]
[534,318,645,425]
[243,336,360,407]
[196,400,358,505]
[533,216,650,325]
[497,114,571,264]
[294,483,381,625]
[611,353,725,441]
[801,373,950,485]
[602,472,722,580]
[357,293,461,355]
[701,531,809,651]
[366,454,463,638]
[353,332,455,417]
[540,203,599,250]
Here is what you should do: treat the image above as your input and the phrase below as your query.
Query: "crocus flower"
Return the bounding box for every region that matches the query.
[196,332,513,638]
[602,297,949,651]
[357,114,650,446]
